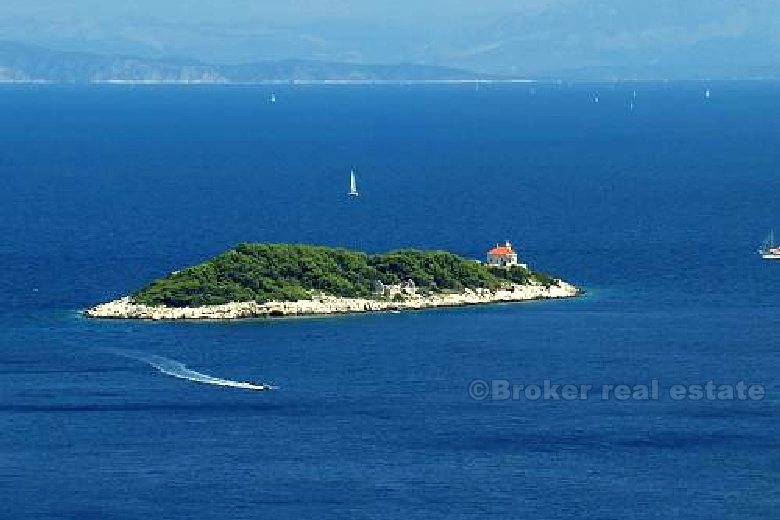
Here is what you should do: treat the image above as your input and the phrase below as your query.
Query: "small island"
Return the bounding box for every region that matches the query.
[85,242,580,320]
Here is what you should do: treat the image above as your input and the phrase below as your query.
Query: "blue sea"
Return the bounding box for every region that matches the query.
[0,83,778,519]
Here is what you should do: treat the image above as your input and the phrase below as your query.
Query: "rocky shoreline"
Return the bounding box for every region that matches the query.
[84,281,580,320]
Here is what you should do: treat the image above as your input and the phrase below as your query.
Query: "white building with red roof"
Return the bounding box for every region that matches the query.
[486,241,522,267]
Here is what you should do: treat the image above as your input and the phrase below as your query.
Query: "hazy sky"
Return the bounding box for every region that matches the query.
[0,1,776,77]
[0,1,549,22]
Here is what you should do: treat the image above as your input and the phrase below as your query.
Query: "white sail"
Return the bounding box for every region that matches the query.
[348,169,359,196]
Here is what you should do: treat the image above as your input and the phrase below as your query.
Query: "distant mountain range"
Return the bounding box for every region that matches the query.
[0,41,490,83]
[2,1,779,80]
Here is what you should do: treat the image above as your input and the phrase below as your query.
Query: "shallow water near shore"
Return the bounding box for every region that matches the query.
[0,83,779,519]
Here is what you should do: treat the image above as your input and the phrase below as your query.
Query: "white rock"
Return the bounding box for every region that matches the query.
[84,281,580,320]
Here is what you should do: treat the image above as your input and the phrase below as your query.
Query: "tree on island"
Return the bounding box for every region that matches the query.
[133,243,558,307]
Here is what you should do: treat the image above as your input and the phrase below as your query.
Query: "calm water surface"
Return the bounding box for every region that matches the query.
[0,83,778,519]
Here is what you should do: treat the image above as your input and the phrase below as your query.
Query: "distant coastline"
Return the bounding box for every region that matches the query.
[0,78,535,86]
[93,78,535,85]
[0,41,517,85]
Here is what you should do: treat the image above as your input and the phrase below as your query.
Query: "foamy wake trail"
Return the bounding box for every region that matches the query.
[105,348,276,391]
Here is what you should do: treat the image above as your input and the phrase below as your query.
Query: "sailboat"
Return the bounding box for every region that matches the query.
[758,230,780,259]
[270,93,276,103]
[705,88,711,100]
[348,169,359,197]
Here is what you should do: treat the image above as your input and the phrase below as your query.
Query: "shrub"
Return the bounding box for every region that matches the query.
[132,243,554,307]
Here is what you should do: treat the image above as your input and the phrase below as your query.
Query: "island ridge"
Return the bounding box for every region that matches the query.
[85,243,580,320]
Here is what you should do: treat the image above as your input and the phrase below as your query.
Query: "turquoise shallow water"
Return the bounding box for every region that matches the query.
[0,83,778,519]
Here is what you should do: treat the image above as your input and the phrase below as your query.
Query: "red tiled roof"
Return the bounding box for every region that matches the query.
[488,246,514,256]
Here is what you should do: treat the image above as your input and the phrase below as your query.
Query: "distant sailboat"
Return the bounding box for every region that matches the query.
[348,169,359,197]
[270,93,276,103]
[594,94,600,103]
[758,230,780,259]
[705,88,711,100]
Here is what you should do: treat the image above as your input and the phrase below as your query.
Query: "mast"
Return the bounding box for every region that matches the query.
[761,230,774,253]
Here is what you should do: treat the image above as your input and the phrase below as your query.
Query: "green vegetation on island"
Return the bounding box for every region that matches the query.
[132,243,558,307]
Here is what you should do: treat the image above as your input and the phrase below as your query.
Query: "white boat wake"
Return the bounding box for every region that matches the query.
[105,348,276,391]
